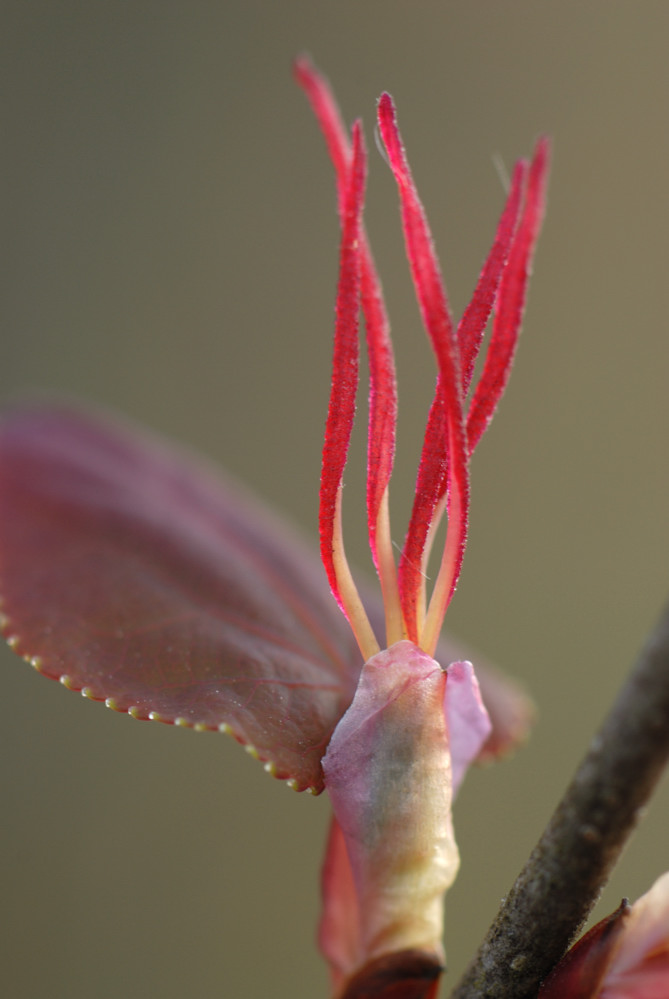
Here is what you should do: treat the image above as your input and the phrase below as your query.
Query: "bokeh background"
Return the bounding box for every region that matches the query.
[2,3,669,997]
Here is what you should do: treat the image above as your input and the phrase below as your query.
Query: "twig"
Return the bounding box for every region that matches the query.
[450,601,669,998]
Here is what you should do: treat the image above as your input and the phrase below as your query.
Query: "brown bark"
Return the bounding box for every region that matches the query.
[450,602,669,998]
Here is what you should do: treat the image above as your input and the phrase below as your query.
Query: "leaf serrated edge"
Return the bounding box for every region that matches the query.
[0,610,320,795]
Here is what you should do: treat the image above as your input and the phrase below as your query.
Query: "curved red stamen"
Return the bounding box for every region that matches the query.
[295,57,400,642]
[399,390,448,641]
[318,122,366,615]
[458,160,528,395]
[399,160,528,638]
[293,56,351,203]
[300,62,549,657]
[467,136,550,451]
[377,93,470,652]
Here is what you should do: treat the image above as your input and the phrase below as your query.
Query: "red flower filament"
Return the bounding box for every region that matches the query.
[295,57,549,661]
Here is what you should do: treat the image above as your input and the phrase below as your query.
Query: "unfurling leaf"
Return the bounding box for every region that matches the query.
[0,404,360,792]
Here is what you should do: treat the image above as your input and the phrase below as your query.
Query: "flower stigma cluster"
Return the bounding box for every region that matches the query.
[295,57,549,997]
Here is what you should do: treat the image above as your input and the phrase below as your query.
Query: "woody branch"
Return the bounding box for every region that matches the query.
[451,599,669,999]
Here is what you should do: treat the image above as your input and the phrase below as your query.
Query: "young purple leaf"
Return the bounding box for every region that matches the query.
[0,405,361,792]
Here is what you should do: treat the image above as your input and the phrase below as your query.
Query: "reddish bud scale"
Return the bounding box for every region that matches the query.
[538,900,630,998]
[336,951,443,999]
[539,873,669,998]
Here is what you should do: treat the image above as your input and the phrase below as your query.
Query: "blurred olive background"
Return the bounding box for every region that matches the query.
[2,3,669,997]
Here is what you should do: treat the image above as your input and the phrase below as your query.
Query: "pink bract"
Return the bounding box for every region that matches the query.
[320,643,490,989]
